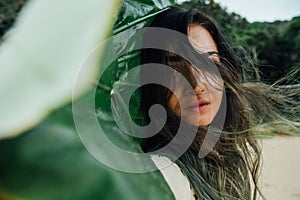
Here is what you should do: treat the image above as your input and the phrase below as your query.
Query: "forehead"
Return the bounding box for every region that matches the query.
[187,24,218,53]
[165,24,220,64]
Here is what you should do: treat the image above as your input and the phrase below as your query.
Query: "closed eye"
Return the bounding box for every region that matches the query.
[206,51,220,63]
[207,51,219,56]
[167,51,220,66]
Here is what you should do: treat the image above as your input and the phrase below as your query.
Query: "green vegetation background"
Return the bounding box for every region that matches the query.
[1,0,299,84]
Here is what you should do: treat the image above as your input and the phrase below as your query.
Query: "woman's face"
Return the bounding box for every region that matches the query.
[167,24,223,126]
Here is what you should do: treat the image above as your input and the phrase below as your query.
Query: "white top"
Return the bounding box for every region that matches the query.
[150,154,196,200]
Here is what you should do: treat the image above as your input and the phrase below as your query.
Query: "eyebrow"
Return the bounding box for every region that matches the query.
[167,51,219,62]
[206,51,219,56]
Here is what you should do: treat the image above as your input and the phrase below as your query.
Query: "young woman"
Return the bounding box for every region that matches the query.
[139,7,299,200]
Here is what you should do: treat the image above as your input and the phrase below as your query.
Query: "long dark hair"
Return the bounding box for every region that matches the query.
[140,7,299,200]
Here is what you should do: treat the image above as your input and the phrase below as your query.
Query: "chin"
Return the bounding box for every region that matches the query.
[187,120,211,127]
[198,117,213,127]
[198,122,211,127]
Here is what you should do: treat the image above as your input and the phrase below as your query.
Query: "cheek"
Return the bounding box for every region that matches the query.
[208,78,224,98]
[207,80,223,107]
[206,75,224,90]
[168,94,181,117]
[211,88,223,109]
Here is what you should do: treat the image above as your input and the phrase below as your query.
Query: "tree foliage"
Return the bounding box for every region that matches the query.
[179,0,300,84]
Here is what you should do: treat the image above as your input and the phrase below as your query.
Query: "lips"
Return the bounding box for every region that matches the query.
[185,99,210,112]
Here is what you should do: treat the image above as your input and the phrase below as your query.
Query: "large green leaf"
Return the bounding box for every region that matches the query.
[0,0,121,138]
[0,104,174,200]
[97,0,176,122]
[0,0,177,199]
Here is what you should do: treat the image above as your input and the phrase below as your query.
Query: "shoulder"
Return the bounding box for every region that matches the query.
[150,154,196,200]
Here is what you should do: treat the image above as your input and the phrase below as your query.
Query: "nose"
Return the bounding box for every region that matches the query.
[194,82,206,95]
[190,67,207,95]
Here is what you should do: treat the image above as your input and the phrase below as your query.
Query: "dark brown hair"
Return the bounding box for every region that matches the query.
[140,7,299,200]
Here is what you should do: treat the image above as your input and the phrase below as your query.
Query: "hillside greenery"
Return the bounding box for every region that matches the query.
[179,0,300,84]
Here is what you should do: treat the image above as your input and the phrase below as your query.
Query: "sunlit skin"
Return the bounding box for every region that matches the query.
[167,24,224,126]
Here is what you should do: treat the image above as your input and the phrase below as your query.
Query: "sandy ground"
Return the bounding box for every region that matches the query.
[260,136,300,200]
